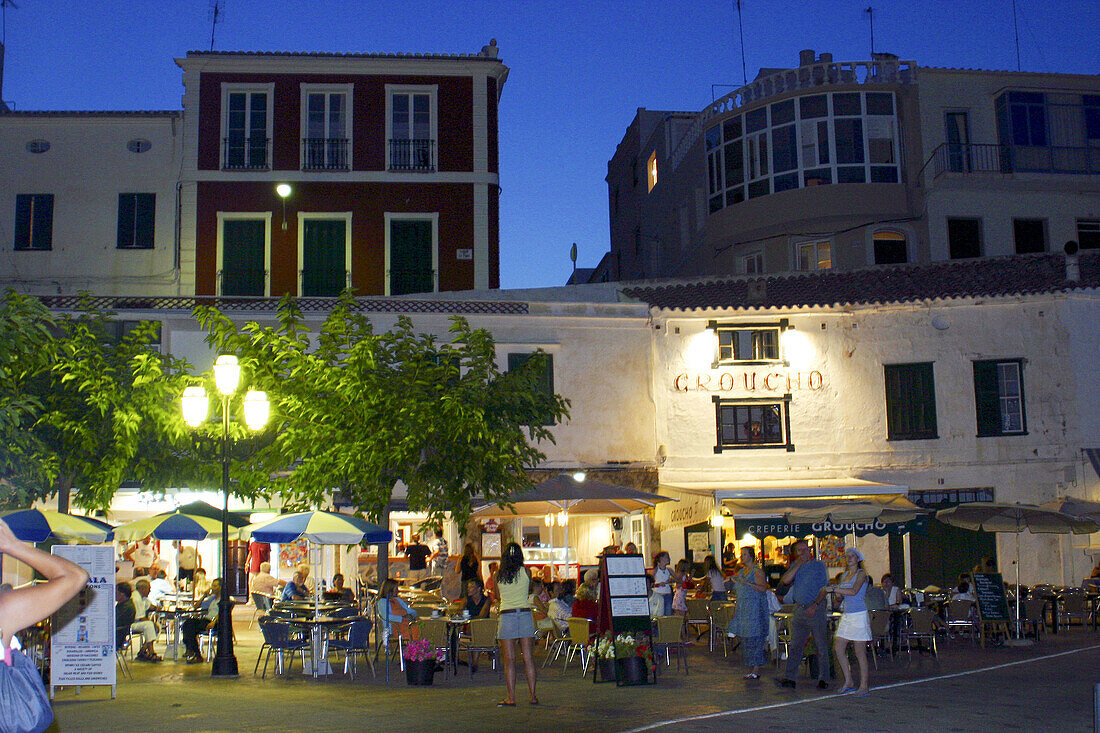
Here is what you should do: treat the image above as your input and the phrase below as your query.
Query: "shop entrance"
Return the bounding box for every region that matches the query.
[891,520,996,590]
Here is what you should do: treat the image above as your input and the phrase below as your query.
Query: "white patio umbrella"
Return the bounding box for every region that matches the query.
[935,502,1097,642]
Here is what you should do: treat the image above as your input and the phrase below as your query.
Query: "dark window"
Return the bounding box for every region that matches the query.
[799,94,828,119]
[1085,96,1100,140]
[389,219,434,295]
[974,360,1026,436]
[873,231,907,264]
[947,217,982,259]
[771,125,797,173]
[834,119,865,164]
[723,139,744,186]
[705,125,721,151]
[833,93,862,116]
[26,139,50,154]
[723,116,743,141]
[865,93,894,115]
[714,397,792,451]
[1005,92,1047,146]
[745,107,768,133]
[1013,219,1046,254]
[507,352,555,426]
[1077,219,1100,250]
[301,219,346,296]
[836,166,866,183]
[126,139,151,154]
[220,219,266,296]
[770,99,795,125]
[117,193,155,249]
[884,362,938,440]
[870,166,899,183]
[14,194,54,251]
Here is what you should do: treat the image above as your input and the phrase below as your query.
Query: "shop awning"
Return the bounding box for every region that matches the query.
[721,494,927,539]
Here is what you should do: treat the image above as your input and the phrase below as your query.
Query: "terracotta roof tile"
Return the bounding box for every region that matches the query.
[622,253,1100,311]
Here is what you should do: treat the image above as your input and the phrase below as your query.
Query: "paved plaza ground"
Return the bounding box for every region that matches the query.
[47,607,1100,732]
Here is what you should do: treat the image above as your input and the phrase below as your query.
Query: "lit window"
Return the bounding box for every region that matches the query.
[974,360,1026,436]
[873,230,907,264]
[714,396,793,451]
[797,240,831,270]
[712,322,782,364]
[647,151,658,192]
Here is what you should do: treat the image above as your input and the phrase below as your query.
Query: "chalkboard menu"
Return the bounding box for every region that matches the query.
[973,573,1009,622]
[601,554,651,633]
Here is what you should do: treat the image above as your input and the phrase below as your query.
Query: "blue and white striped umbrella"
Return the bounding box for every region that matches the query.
[242,511,390,545]
[113,511,240,541]
[0,509,114,544]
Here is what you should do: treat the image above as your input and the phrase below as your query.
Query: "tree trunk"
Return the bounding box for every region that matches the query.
[55,476,72,514]
[376,505,390,583]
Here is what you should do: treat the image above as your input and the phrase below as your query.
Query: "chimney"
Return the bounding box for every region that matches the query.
[798,49,816,67]
[818,52,833,63]
[1065,240,1080,282]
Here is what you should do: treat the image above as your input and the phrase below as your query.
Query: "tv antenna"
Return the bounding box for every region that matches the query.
[1,0,18,46]
[209,0,225,51]
[734,0,747,86]
[864,6,875,57]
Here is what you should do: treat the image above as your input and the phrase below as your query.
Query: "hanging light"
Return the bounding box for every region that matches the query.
[572,471,586,483]
[213,355,241,396]
[242,390,270,431]
[181,386,208,427]
[544,512,554,527]
[557,510,569,526]
[710,511,725,529]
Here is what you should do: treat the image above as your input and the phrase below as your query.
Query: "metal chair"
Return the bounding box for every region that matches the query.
[417,617,450,680]
[327,618,375,679]
[1058,593,1091,629]
[709,603,735,655]
[249,592,273,629]
[868,609,891,668]
[652,615,688,673]
[684,598,711,643]
[254,621,310,678]
[904,608,938,656]
[115,632,134,680]
[946,600,977,642]
[460,618,500,678]
[542,623,570,667]
[561,617,594,676]
[1021,597,1047,640]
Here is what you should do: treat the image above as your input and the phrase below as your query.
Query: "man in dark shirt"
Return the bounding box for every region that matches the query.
[115,581,136,651]
[404,534,431,582]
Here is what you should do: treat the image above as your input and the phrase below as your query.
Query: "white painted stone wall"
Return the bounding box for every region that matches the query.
[0,115,183,295]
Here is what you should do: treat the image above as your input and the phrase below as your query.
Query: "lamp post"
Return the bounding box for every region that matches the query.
[276,183,292,231]
[181,355,269,678]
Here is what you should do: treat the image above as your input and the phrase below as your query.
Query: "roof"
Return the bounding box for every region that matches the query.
[36,295,528,316]
[621,252,1100,311]
[184,49,501,61]
[0,110,180,118]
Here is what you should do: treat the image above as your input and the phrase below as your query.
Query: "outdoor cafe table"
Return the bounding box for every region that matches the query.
[443,616,472,675]
[154,598,202,660]
[286,616,354,678]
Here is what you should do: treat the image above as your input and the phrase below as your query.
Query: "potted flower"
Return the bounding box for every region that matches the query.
[587,632,654,685]
[402,639,442,686]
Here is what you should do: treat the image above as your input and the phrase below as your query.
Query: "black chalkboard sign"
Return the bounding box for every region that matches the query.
[973,573,1010,622]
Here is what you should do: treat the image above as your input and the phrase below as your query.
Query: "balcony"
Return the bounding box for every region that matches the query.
[388,139,435,172]
[222,137,270,171]
[300,268,349,297]
[302,138,350,171]
[930,142,1100,178]
[219,267,267,297]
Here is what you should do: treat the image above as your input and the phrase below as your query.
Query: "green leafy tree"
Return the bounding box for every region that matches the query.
[194,293,569,526]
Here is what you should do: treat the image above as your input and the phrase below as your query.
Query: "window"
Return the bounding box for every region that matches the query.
[1077,219,1100,250]
[974,360,1026,436]
[712,323,781,364]
[741,251,763,275]
[1086,96,1100,142]
[117,193,155,249]
[14,194,53,251]
[221,85,272,170]
[387,85,436,172]
[299,213,351,296]
[301,85,351,171]
[1013,219,1046,254]
[507,352,556,426]
[217,214,270,296]
[26,139,50,154]
[947,217,982,259]
[873,230,907,264]
[647,151,658,192]
[944,112,971,172]
[1002,91,1047,147]
[714,396,793,451]
[884,362,938,440]
[386,213,437,295]
[126,139,151,154]
[797,240,832,270]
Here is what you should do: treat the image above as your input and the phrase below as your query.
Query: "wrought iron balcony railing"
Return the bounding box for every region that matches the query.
[222,137,270,171]
[302,138,350,171]
[388,138,435,172]
[930,142,1100,178]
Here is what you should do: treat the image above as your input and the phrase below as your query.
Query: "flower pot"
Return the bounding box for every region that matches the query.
[404,659,436,686]
[615,656,649,685]
[597,659,617,681]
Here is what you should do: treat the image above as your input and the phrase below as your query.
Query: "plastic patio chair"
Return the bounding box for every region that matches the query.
[652,615,688,673]
[562,617,593,676]
[327,618,375,679]
[254,621,311,678]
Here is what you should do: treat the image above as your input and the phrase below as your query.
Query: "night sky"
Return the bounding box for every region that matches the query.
[2,1,1098,289]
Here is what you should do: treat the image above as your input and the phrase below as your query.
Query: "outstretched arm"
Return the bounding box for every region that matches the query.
[0,519,89,646]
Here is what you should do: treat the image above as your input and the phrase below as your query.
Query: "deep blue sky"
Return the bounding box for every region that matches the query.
[3,1,1098,289]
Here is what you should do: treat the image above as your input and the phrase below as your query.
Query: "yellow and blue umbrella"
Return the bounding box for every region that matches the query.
[113,511,240,541]
[241,510,390,545]
[0,509,114,544]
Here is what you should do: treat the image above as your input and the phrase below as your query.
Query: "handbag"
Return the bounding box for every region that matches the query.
[0,646,53,733]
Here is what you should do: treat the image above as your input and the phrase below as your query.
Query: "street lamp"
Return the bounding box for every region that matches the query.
[276,183,292,230]
[181,355,269,678]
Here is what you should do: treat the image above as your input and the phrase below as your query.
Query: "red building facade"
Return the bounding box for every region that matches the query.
[178,48,506,297]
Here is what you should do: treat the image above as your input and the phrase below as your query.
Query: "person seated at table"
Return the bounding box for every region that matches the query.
[881,573,905,608]
[484,561,500,603]
[571,571,599,631]
[281,570,310,601]
[191,568,210,600]
[952,580,976,602]
[462,578,491,619]
[250,561,277,598]
[546,581,571,632]
[624,541,639,555]
[116,581,136,652]
[181,578,221,664]
[561,579,576,606]
[376,578,418,644]
[529,578,553,633]
[331,573,354,603]
[148,569,175,607]
[131,578,161,662]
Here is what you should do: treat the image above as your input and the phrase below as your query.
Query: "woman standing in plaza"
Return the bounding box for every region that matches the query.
[495,542,538,707]
[829,548,871,697]
[727,546,769,680]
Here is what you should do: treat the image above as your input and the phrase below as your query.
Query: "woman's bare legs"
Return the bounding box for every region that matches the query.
[500,637,517,704]
[834,636,854,690]
[853,639,869,693]
[519,636,538,703]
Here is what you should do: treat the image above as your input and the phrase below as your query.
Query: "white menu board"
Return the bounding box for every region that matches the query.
[609,577,647,597]
[50,544,116,696]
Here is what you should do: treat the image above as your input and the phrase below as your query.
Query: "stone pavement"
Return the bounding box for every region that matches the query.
[47,607,1100,732]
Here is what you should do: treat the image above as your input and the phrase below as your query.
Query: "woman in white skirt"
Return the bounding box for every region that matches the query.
[827,548,871,697]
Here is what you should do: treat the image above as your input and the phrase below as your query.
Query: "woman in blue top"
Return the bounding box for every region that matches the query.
[827,548,871,696]
[376,578,417,642]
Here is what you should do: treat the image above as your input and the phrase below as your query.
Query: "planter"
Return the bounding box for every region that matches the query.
[404,659,436,686]
[615,656,650,686]
[597,659,617,681]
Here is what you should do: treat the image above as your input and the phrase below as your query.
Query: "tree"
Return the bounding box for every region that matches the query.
[0,292,199,512]
[194,293,569,526]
